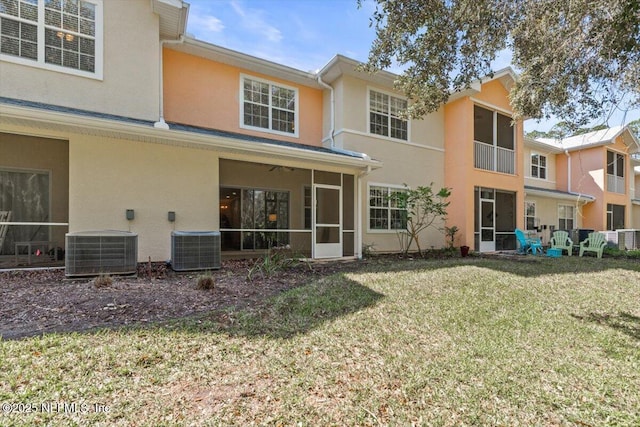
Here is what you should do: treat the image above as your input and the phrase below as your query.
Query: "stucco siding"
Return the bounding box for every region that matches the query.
[163,49,323,147]
[69,135,219,262]
[0,0,161,121]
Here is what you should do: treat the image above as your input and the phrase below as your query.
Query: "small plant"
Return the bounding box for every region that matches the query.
[444,225,459,248]
[93,274,113,288]
[362,242,376,258]
[247,245,298,281]
[196,272,215,290]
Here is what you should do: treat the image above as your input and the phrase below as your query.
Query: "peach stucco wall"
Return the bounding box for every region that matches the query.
[163,49,323,147]
[569,135,633,230]
[444,80,524,248]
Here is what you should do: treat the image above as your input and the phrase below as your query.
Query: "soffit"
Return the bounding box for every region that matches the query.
[152,0,189,39]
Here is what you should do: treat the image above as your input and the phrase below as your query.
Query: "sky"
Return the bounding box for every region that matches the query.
[184,0,639,133]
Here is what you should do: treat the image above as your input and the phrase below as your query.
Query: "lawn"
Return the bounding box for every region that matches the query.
[1,256,640,426]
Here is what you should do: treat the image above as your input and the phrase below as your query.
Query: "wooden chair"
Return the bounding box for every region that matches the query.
[0,211,11,254]
[579,232,606,258]
[550,230,573,256]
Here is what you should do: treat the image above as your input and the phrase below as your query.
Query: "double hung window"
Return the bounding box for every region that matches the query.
[242,75,298,136]
[0,0,102,77]
[530,154,546,179]
[369,185,407,231]
[369,89,408,140]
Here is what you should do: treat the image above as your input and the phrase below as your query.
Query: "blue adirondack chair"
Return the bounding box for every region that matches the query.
[515,228,543,255]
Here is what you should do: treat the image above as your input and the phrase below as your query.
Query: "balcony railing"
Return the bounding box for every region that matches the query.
[474,141,515,175]
[607,174,625,194]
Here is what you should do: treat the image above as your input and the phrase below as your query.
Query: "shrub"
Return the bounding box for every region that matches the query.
[93,274,113,288]
[196,273,215,290]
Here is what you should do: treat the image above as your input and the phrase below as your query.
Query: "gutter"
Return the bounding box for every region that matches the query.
[154,36,185,129]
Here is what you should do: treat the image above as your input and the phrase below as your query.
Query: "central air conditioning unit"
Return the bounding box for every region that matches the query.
[65,230,138,277]
[171,231,221,271]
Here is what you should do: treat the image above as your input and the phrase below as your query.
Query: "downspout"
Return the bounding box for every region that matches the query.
[564,149,571,193]
[154,36,185,129]
[316,74,371,160]
[317,74,372,258]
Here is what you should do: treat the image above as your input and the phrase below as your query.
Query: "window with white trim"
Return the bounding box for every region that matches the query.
[369,89,408,140]
[369,185,407,230]
[531,153,546,179]
[241,75,298,136]
[558,204,574,230]
[0,0,102,77]
[525,201,536,230]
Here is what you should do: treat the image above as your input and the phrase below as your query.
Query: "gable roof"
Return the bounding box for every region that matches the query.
[530,125,640,153]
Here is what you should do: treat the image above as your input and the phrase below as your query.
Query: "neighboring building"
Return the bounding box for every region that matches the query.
[524,126,640,245]
[1,0,639,271]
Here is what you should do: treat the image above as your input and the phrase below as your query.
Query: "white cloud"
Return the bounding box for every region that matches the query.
[230,0,283,43]
[189,14,225,33]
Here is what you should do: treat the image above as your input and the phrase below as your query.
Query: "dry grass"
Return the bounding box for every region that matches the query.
[1,256,639,426]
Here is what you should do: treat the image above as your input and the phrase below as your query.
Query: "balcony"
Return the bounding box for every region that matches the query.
[474,141,515,175]
[607,174,625,194]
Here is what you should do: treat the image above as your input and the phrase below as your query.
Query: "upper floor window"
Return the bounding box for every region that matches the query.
[241,75,298,137]
[473,105,515,174]
[531,154,546,179]
[369,89,408,141]
[606,150,625,194]
[0,0,102,78]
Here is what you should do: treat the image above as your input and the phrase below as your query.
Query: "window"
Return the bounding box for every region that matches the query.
[0,168,50,252]
[525,201,536,230]
[369,89,408,140]
[369,185,407,231]
[473,105,515,174]
[606,203,625,230]
[606,150,625,193]
[0,0,102,77]
[474,105,514,150]
[219,187,289,250]
[558,204,575,230]
[531,154,546,179]
[241,75,298,136]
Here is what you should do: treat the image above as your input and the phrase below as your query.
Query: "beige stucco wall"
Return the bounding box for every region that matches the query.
[523,196,585,244]
[327,74,446,252]
[523,145,558,189]
[0,0,160,121]
[69,135,219,262]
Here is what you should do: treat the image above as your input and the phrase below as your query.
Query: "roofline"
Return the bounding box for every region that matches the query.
[524,185,595,203]
[171,36,322,88]
[0,99,381,171]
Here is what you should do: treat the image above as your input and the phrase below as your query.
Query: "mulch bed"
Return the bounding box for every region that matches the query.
[0,259,363,340]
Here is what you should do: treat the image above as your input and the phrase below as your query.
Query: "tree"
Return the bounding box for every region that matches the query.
[359,0,640,127]
[391,184,451,256]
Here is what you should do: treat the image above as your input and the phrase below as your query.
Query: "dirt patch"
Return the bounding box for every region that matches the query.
[0,259,362,340]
